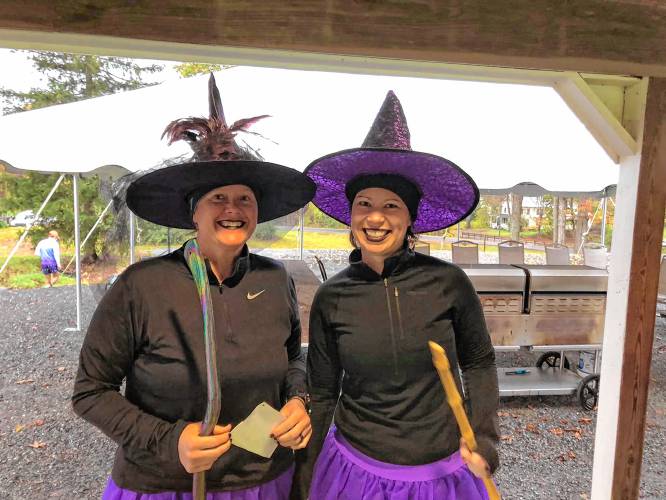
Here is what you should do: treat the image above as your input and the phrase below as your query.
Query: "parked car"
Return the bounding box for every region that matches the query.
[8,210,57,227]
[9,210,36,227]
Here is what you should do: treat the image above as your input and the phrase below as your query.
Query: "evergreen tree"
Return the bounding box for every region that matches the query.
[0,51,163,257]
[1,51,162,113]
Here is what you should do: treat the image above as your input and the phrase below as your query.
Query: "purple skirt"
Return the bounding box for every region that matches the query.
[102,465,294,500]
[310,428,489,500]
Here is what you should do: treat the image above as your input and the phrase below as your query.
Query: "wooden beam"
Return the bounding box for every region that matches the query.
[554,74,639,162]
[1,1,666,76]
[611,77,666,499]
[592,77,666,499]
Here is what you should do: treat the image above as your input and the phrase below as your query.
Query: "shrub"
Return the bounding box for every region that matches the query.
[253,221,278,241]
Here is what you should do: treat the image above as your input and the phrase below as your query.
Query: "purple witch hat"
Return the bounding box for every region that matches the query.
[304,91,479,233]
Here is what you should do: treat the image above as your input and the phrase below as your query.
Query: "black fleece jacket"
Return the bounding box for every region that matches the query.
[72,243,305,493]
[295,247,499,496]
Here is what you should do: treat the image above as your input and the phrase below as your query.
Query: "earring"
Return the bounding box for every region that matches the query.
[349,231,359,249]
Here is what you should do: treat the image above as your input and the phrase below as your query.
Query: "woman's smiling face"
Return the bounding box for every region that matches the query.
[192,184,258,250]
[350,187,410,260]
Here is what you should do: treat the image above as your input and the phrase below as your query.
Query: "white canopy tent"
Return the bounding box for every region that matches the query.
[0,66,622,330]
[0,66,620,188]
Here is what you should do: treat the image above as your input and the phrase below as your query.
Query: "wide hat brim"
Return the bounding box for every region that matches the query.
[305,148,479,233]
[127,160,316,229]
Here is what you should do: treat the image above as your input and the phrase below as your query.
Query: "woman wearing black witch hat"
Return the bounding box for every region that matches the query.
[296,91,499,499]
[72,75,315,499]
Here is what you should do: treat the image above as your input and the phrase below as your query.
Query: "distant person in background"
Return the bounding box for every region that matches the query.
[35,230,61,287]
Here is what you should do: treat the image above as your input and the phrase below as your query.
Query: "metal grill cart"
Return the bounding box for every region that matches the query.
[460,264,608,410]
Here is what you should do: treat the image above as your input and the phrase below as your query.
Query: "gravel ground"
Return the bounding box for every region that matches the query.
[0,284,664,499]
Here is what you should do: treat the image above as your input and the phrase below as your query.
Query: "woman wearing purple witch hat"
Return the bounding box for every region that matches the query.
[72,75,315,499]
[295,91,499,499]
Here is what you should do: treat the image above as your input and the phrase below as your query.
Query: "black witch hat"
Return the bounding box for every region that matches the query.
[126,74,314,229]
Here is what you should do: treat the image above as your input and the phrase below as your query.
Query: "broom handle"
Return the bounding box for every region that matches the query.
[428,341,501,500]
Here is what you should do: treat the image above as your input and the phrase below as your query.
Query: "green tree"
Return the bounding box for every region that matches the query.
[470,199,491,229]
[1,51,162,113]
[0,51,163,256]
[540,195,554,237]
[174,62,230,78]
[304,203,346,229]
[0,171,105,253]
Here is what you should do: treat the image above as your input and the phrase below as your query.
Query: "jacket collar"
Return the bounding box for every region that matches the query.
[206,244,250,287]
[348,242,415,280]
[175,241,250,287]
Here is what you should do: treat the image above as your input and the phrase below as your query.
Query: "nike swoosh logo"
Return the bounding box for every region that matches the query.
[247,290,266,300]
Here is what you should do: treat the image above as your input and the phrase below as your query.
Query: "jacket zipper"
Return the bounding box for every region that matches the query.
[394,286,406,341]
[384,278,399,374]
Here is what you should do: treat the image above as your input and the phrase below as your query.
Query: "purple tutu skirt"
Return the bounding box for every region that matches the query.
[102,465,294,500]
[310,427,489,500]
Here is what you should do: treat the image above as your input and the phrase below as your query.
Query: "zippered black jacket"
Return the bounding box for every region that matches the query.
[72,244,305,493]
[296,247,499,495]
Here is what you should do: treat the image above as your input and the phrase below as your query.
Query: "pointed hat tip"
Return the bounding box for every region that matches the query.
[361,90,411,150]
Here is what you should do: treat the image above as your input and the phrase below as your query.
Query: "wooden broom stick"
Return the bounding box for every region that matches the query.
[428,340,500,500]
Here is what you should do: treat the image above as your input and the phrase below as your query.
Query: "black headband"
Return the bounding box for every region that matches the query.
[345,174,421,222]
[187,184,262,216]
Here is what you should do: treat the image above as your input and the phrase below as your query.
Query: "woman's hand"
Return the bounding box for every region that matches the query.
[178,422,232,473]
[459,438,491,478]
[271,398,312,450]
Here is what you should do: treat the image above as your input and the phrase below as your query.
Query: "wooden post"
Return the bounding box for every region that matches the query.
[3,1,666,77]
[591,77,666,500]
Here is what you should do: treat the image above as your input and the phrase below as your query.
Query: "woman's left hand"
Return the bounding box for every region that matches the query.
[459,438,491,478]
[271,398,312,450]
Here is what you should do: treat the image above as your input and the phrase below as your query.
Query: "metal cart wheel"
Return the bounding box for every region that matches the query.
[577,374,600,411]
[536,351,570,369]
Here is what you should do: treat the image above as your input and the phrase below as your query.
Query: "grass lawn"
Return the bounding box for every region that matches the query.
[7,272,77,288]
[0,227,33,256]
[462,226,555,241]
[0,226,21,243]
[250,229,353,250]
[0,228,563,289]
[0,229,352,289]
[0,254,80,288]
[464,227,512,238]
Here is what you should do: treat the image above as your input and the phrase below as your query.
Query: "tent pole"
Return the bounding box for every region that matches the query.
[129,212,136,265]
[299,207,305,260]
[63,199,112,274]
[601,197,608,247]
[70,175,82,332]
[577,200,603,255]
[0,174,65,275]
